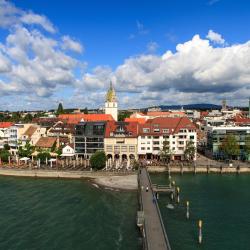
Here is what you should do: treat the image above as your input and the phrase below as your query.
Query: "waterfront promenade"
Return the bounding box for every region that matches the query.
[139,168,171,250]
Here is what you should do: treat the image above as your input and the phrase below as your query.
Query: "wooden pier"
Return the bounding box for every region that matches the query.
[137,168,171,250]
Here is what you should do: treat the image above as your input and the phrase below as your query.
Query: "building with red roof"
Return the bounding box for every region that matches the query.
[0,122,14,148]
[138,117,197,161]
[58,113,114,124]
[104,121,139,168]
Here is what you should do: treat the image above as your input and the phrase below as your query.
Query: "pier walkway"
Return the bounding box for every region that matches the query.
[138,168,171,250]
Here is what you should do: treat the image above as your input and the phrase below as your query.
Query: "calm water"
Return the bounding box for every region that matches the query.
[151,173,250,250]
[0,176,140,250]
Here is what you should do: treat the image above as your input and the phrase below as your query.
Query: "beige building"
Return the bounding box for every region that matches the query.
[104,121,139,169]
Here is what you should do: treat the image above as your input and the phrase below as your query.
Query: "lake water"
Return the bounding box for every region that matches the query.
[151,173,250,250]
[0,176,140,250]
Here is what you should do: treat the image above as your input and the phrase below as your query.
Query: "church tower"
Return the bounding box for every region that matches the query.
[105,81,118,121]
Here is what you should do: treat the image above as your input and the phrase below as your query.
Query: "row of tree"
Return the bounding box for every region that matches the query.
[219,134,250,160]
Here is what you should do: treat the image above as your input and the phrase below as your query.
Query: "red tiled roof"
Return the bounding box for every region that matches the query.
[147,111,186,117]
[234,116,250,124]
[124,117,146,124]
[58,113,114,124]
[139,117,196,135]
[105,121,139,138]
[130,112,145,118]
[35,137,57,148]
[0,122,13,128]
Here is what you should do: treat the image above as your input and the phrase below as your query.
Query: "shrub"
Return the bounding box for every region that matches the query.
[90,151,106,170]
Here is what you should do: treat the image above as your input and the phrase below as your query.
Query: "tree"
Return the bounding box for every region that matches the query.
[90,151,106,170]
[56,103,64,115]
[244,135,250,160]
[160,139,172,164]
[0,149,10,162]
[3,144,10,151]
[37,151,51,163]
[118,111,132,121]
[219,134,240,160]
[18,141,34,158]
[83,107,88,114]
[184,140,196,161]
[22,113,33,123]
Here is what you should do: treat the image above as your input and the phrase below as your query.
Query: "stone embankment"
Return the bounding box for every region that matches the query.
[0,168,138,190]
[147,165,250,173]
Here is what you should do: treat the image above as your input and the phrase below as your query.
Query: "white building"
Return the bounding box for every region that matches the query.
[105,82,118,121]
[137,117,197,161]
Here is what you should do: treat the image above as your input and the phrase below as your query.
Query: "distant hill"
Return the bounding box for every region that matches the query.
[149,103,222,111]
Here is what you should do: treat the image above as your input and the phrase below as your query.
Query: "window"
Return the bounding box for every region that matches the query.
[190,135,194,140]
[121,146,127,152]
[147,136,152,139]
[114,146,120,152]
[163,129,169,133]
[129,146,135,152]
[147,141,150,144]
[153,136,159,139]
[172,142,175,144]
[153,147,160,150]
[153,141,160,145]
[154,128,160,132]
[147,147,150,150]
[163,135,169,139]
[172,147,175,150]
[179,141,184,145]
[141,136,145,139]
[141,147,145,150]
[143,128,150,133]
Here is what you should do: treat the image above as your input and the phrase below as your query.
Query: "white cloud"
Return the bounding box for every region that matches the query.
[21,13,56,33]
[78,33,250,107]
[62,36,83,53]
[206,29,225,44]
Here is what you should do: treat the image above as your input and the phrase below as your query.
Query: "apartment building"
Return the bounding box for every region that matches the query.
[206,126,250,160]
[138,117,197,160]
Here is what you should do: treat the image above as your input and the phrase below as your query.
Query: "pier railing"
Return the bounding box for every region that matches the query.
[146,169,172,250]
[138,173,149,250]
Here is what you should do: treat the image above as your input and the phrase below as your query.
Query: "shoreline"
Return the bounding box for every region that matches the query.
[147,165,250,173]
[0,168,138,190]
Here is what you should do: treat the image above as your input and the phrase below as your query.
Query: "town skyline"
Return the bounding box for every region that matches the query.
[0,0,250,111]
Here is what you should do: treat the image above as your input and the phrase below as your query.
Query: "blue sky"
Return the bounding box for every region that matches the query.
[0,0,250,110]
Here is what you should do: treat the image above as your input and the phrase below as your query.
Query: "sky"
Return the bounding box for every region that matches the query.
[0,0,250,110]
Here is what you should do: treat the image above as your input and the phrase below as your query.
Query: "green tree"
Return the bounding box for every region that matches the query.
[37,151,51,163]
[244,135,250,160]
[56,103,64,115]
[184,140,196,161]
[0,149,10,162]
[160,139,172,164]
[90,151,106,170]
[118,111,132,121]
[11,112,21,123]
[3,144,10,151]
[220,134,240,160]
[22,113,33,123]
[18,141,34,158]
[83,107,88,114]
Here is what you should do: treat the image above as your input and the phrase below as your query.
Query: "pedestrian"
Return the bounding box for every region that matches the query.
[153,194,156,204]
[146,186,149,192]
[141,185,144,191]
